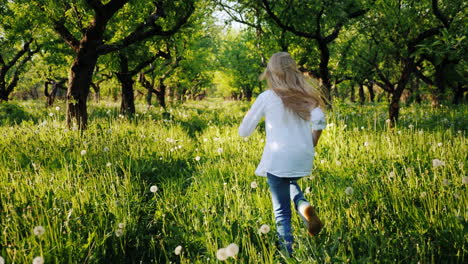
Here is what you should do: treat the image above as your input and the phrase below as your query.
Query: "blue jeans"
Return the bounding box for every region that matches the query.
[266,172,308,255]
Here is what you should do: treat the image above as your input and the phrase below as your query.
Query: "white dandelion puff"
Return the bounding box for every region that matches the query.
[437,142,442,147]
[195,156,201,161]
[462,176,468,185]
[388,171,396,179]
[442,179,450,186]
[432,159,445,168]
[364,142,369,147]
[150,185,158,193]
[408,124,414,129]
[32,256,44,264]
[345,187,354,196]
[103,147,110,152]
[106,162,112,167]
[420,192,427,198]
[217,148,223,154]
[259,224,270,234]
[216,248,229,261]
[55,106,61,111]
[118,223,125,229]
[336,161,342,166]
[80,150,87,156]
[250,181,258,189]
[226,243,239,257]
[320,159,326,164]
[115,229,123,237]
[48,112,54,117]
[33,226,45,237]
[174,245,183,255]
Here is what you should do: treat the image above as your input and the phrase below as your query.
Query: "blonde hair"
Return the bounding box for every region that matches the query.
[260,52,325,121]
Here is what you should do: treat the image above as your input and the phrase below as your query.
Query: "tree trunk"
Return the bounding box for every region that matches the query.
[452,82,466,104]
[116,54,135,116]
[433,59,447,105]
[358,83,365,105]
[245,87,253,101]
[350,84,355,103]
[317,39,332,107]
[388,91,401,128]
[156,82,166,108]
[0,89,9,101]
[367,83,375,102]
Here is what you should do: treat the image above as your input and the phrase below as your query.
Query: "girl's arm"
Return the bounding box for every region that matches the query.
[312,130,322,147]
[239,94,265,137]
[310,107,326,147]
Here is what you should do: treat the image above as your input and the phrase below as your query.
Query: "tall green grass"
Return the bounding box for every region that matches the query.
[0,99,466,263]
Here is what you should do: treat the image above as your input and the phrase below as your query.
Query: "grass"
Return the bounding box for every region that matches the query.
[0,98,466,263]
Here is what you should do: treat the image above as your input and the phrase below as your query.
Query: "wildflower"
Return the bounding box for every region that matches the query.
[243,137,248,142]
[33,226,45,237]
[115,229,124,237]
[103,147,109,152]
[216,248,229,261]
[336,161,342,166]
[217,148,223,154]
[327,123,334,127]
[118,114,124,119]
[80,150,87,156]
[388,171,396,179]
[214,137,220,141]
[48,112,54,117]
[118,223,125,229]
[462,176,468,185]
[432,159,445,168]
[226,243,239,257]
[442,179,450,186]
[203,138,208,142]
[250,181,258,189]
[360,126,364,130]
[345,187,354,196]
[33,256,44,264]
[174,245,183,255]
[150,185,158,193]
[418,130,423,135]
[259,224,270,234]
[420,192,427,198]
[385,119,391,123]
[437,143,442,147]
[363,142,369,147]
[106,162,112,167]
[260,139,264,143]
[195,156,201,161]
[408,124,414,129]
[320,159,325,164]
[55,106,60,111]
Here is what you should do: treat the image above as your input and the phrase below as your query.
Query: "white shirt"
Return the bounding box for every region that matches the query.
[239,90,326,178]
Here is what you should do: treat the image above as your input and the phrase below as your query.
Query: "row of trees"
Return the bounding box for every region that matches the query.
[217,0,466,126]
[0,0,466,129]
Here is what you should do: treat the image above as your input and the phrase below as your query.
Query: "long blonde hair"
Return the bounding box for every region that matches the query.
[260,52,325,121]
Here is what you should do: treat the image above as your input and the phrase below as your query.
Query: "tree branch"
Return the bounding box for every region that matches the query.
[261,0,318,39]
[53,20,80,52]
[432,0,449,28]
[97,2,194,55]
[324,9,367,43]
[85,0,104,14]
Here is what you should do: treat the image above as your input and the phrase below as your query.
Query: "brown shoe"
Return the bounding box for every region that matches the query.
[303,206,323,236]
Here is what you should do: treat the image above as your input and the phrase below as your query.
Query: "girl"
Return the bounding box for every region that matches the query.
[238,52,327,255]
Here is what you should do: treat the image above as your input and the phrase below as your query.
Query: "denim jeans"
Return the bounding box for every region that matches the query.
[266,172,308,255]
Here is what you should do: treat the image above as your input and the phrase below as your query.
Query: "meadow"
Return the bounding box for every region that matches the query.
[0,99,466,263]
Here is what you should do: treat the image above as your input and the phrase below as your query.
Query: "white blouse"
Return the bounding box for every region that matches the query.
[239,89,326,178]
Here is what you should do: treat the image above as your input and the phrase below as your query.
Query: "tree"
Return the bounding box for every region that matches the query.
[22,0,196,129]
[0,2,39,101]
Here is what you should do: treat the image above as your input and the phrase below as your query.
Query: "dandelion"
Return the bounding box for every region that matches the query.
[150,185,158,193]
[217,148,223,154]
[203,138,208,142]
[442,179,450,186]
[418,130,423,135]
[106,162,112,167]
[48,112,54,117]
[250,181,258,189]
[115,228,124,237]
[174,245,183,255]
[118,114,124,119]
[420,192,427,198]
[345,187,354,196]
[336,161,342,166]
[327,123,334,127]
[216,248,229,261]
[462,176,468,185]
[259,224,270,234]
[432,159,445,168]
[118,223,125,229]
[385,119,391,123]
[363,142,369,147]
[437,142,442,147]
[243,137,248,142]
[103,147,109,152]
[80,150,87,156]
[195,156,201,161]
[226,243,239,257]
[360,126,365,130]
[33,226,45,237]
[33,256,44,264]
[55,106,60,111]
[408,124,414,129]
[320,159,325,164]
[388,171,396,179]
